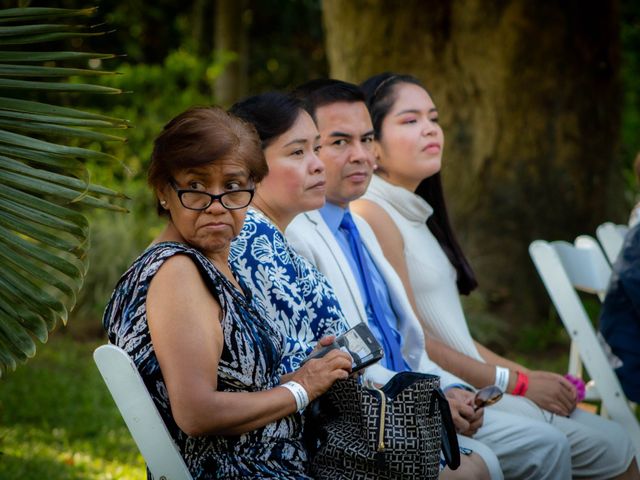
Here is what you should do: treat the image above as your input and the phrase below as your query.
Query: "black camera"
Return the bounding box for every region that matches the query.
[301,323,384,373]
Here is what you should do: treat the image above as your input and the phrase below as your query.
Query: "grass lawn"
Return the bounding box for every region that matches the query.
[0,334,146,479]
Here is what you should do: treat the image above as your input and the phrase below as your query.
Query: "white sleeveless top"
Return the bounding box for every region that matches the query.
[362,175,483,361]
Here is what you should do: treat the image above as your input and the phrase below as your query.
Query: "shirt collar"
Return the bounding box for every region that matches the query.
[319,202,348,234]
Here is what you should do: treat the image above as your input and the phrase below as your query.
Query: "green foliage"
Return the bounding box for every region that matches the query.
[0,6,127,375]
[247,0,327,92]
[463,290,570,372]
[462,292,510,349]
[65,50,222,335]
[93,48,218,176]
[0,336,145,479]
[512,310,570,355]
[68,187,162,335]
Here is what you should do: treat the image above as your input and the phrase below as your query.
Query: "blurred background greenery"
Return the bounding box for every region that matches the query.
[1,0,639,477]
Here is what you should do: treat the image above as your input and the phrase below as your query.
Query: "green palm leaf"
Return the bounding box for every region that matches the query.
[0,51,115,62]
[0,6,127,376]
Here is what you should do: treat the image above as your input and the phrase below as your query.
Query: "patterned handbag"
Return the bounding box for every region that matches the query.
[305,371,459,480]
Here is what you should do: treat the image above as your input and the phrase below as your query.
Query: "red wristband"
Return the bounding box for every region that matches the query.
[513,371,529,396]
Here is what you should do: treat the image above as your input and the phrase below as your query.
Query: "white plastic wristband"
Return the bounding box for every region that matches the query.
[494,366,510,393]
[281,381,310,412]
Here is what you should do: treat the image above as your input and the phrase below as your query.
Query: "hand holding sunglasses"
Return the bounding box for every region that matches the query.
[473,385,504,411]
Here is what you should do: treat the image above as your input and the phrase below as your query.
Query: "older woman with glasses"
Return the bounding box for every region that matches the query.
[103,106,352,480]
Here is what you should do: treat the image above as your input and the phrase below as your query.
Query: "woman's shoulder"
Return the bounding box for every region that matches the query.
[351,197,388,219]
[351,199,401,240]
[109,242,217,298]
[137,241,213,274]
[103,242,207,345]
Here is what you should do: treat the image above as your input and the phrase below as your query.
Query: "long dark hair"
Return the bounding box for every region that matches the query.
[361,72,478,295]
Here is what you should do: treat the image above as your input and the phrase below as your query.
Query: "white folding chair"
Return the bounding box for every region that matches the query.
[94,344,193,480]
[596,222,629,264]
[554,235,611,392]
[529,238,640,457]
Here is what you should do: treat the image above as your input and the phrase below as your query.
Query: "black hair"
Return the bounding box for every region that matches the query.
[229,92,305,149]
[360,72,424,140]
[292,78,365,121]
[362,72,478,295]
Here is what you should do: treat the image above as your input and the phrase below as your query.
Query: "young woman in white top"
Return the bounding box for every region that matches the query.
[351,72,638,480]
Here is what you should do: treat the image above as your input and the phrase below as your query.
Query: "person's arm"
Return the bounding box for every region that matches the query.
[351,198,422,318]
[474,340,577,414]
[474,341,524,372]
[147,254,352,437]
[425,337,498,389]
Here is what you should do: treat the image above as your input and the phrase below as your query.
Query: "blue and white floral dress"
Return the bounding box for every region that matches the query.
[230,209,349,374]
[103,242,310,479]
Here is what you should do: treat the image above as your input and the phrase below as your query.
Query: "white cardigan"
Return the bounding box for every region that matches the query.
[362,175,483,361]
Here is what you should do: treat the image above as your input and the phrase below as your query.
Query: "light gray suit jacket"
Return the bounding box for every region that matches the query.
[286,209,465,387]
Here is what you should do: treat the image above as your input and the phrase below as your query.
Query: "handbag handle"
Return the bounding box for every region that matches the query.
[433,388,461,469]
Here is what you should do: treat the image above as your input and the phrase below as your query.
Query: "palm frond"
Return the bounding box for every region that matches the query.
[0,6,127,377]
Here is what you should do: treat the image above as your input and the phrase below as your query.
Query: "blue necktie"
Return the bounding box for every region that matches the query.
[339,212,408,372]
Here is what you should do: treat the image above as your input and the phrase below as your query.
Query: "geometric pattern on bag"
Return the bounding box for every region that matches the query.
[307,372,442,480]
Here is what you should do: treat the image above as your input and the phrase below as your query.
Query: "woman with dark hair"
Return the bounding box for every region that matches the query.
[229,93,350,374]
[103,106,352,479]
[352,73,638,479]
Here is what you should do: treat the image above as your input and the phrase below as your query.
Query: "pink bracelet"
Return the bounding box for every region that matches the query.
[564,374,586,402]
[513,371,529,396]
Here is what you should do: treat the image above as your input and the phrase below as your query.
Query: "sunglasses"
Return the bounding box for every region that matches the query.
[473,385,504,411]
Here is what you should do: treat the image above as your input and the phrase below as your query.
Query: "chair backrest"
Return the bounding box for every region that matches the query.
[596,222,629,264]
[555,235,611,300]
[94,344,193,480]
[529,239,640,456]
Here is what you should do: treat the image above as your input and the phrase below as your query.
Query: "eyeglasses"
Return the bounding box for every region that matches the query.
[473,385,504,411]
[169,180,254,211]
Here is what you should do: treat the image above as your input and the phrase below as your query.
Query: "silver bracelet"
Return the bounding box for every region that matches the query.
[281,381,310,412]
[495,366,510,393]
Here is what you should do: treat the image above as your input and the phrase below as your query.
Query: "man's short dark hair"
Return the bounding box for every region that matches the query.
[292,79,365,121]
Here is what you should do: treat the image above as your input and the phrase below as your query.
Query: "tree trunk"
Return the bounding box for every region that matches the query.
[214,0,249,106]
[323,0,622,334]
[192,0,213,58]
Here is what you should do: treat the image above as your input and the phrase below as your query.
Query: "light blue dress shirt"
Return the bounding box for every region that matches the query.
[319,202,409,371]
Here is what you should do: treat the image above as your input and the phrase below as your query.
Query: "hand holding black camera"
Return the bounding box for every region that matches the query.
[301,323,384,373]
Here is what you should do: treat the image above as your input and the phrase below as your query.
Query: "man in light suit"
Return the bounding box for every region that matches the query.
[287,79,572,480]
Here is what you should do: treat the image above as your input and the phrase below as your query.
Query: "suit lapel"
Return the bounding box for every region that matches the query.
[306,211,367,324]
